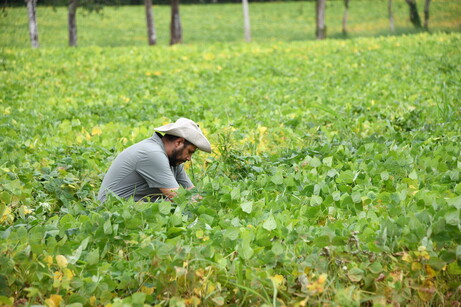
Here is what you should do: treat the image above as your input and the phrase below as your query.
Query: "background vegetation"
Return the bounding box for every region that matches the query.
[1,0,461,47]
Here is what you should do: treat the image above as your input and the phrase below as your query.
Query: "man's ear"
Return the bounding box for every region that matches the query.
[175,138,186,148]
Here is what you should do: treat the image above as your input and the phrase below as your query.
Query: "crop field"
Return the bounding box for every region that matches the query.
[1,0,461,47]
[1,1,461,306]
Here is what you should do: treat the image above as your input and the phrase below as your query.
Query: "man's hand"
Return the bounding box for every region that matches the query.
[191,194,203,203]
[160,187,179,200]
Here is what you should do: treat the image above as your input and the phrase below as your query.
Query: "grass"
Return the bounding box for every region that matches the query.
[0,0,460,47]
[1,0,460,305]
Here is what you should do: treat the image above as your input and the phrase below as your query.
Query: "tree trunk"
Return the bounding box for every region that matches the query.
[144,0,156,45]
[26,0,39,48]
[170,0,182,45]
[388,0,394,32]
[315,0,326,40]
[424,0,431,30]
[68,0,78,46]
[242,0,251,42]
[342,0,350,36]
[405,0,421,28]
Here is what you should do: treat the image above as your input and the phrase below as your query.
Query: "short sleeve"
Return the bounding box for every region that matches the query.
[174,165,194,189]
[136,150,180,189]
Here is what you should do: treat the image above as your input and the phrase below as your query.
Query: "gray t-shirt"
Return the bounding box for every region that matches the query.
[98,133,193,202]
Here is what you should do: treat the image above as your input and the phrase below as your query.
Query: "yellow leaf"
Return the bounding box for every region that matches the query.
[205,281,216,295]
[411,262,423,271]
[91,127,102,136]
[141,286,155,295]
[184,296,200,306]
[193,287,202,296]
[425,265,436,278]
[45,294,62,307]
[306,273,327,295]
[318,273,327,284]
[390,270,403,282]
[0,206,14,224]
[154,71,162,76]
[258,126,268,134]
[55,255,68,268]
[270,274,285,287]
[44,255,53,266]
[22,206,32,215]
[196,230,204,239]
[63,268,74,280]
[89,296,97,306]
[195,268,205,278]
[53,271,63,281]
[203,54,215,60]
[402,252,412,262]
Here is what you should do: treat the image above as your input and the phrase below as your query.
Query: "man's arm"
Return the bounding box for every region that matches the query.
[159,187,179,200]
[160,186,201,202]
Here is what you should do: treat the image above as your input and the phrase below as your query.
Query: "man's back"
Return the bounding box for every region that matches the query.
[98,134,192,202]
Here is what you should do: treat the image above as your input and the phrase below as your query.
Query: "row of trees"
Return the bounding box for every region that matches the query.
[25,0,433,48]
[25,0,184,47]
[317,0,432,39]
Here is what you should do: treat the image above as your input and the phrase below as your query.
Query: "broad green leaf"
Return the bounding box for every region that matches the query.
[272,242,284,255]
[311,195,323,206]
[239,242,254,260]
[347,268,364,282]
[103,218,112,235]
[224,227,240,241]
[159,201,171,215]
[368,262,383,274]
[447,262,461,275]
[131,292,146,305]
[337,170,355,184]
[332,191,341,201]
[313,235,331,247]
[323,156,333,167]
[409,170,418,180]
[167,227,185,238]
[0,297,13,306]
[351,192,362,204]
[262,214,277,231]
[85,248,99,266]
[212,296,225,306]
[380,171,389,181]
[447,196,461,210]
[310,157,322,168]
[271,174,284,185]
[327,169,338,177]
[240,201,253,214]
[231,187,241,200]
[445,209,460,226]
[68,237,90,264]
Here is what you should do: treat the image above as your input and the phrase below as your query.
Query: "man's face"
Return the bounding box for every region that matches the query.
[169,141,197,166]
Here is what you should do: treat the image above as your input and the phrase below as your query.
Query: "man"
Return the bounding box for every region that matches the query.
[98,118,211,202]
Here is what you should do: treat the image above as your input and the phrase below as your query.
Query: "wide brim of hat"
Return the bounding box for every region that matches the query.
[155,118,212,153]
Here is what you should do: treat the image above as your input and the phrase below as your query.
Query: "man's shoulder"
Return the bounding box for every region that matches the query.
[127,138,169,166]
[129,136,164,153]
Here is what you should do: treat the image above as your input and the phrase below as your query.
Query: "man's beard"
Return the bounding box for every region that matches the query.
[168,147,184,166]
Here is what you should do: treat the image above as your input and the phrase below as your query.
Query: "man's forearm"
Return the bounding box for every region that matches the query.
[159,187,179,200]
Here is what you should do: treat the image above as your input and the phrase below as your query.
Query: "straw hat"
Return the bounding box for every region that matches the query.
[155,118,211,153]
